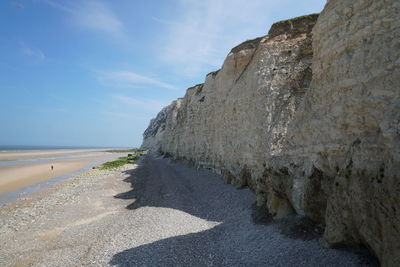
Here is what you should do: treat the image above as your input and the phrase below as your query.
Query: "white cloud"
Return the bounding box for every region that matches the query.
[41,0,124,36]
[72,1,123,35]
[112,94,168,112]
[156,0,277,76]
[97,70,177,90]
[20,42,45,62]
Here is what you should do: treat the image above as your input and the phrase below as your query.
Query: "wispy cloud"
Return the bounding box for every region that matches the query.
[19,42,45,62]
[15,105,67,113]
[41,0,124,36]
[11,2,25,8]
[112,94,168,112]
[99,111,136,119]
[156,0,277,76]
[97,70,177,90]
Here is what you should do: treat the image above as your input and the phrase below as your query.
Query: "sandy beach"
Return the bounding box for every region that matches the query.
[0,149,126,194]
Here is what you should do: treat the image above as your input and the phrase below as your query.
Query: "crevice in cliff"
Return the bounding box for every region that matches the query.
[233,40,262,84]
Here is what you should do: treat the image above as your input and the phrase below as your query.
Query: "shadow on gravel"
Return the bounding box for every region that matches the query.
[109,227,225,266]
[251,202,324,241]
[114,155,244,222]
[111,155,380,267]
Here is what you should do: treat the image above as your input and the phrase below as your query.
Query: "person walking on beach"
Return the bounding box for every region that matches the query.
[51,165,53,171]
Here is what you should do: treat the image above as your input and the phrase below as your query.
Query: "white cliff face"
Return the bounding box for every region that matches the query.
[143,13,318,215]
[142,2,399,265]
[144,14,317,174]
[295,1,400,266]
[142,101,179,152]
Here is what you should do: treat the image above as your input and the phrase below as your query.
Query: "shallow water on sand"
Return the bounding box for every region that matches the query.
[0,149,126,207]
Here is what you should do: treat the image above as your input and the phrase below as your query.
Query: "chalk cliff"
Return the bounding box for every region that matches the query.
[142,0,400,265]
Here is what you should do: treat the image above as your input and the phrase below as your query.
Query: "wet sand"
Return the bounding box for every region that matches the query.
[0,153,121,194]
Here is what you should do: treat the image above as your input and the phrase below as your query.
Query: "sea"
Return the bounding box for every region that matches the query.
[0,145,122,167]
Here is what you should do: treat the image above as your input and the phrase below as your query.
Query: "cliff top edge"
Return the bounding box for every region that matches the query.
[268,13,319,38]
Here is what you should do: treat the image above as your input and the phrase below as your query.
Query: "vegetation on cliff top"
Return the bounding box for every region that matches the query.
[273,13,319,25]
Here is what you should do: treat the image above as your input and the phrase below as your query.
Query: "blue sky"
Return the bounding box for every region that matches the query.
[0,0,326,147]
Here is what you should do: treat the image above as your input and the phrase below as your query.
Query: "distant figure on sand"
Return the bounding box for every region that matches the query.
[51,165,53,171]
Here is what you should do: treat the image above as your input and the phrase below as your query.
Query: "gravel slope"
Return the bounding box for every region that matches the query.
[0,154,378,266]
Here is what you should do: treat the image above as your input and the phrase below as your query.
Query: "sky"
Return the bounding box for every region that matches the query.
[0,0,326,147]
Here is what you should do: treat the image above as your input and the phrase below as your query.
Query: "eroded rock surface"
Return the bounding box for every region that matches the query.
[299,1,400,266]
[142,1,399,265]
